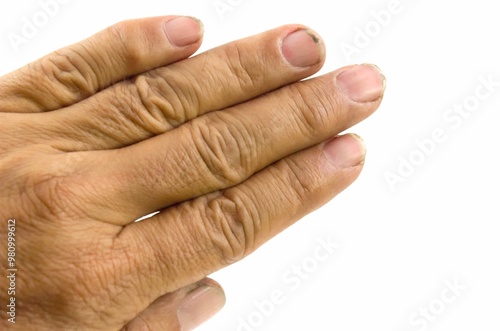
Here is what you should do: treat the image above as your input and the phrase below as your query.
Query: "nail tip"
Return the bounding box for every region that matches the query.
[323,134,366,168]
[364,63,387,92]
[282,29,324,68]
[307,31,320,44]
[164,16,203,47]
[337,64,386,103]
[188,16,205,35]
[177,284,226,331]
[348,133,367,159]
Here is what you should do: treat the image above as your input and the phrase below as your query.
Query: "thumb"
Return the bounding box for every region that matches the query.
[122,278,226,331]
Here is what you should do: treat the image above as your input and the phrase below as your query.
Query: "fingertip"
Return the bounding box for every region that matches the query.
[164,16,204,48]
[280,25,326,69]
[323,133,366,168]
[177,281,226,331]
[336,64,386,103]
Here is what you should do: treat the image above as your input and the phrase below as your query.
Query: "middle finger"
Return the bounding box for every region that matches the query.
[78,64,385,224]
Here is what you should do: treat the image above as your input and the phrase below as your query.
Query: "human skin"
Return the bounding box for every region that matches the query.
[0,16,385,330]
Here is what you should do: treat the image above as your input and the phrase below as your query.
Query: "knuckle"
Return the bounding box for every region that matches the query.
[0,149,93,223]
[276,158,316,204]
[0,150,30,200]
[105,20,148,70]
[190,114,251,186]
[220,43,257,92]
[286,81,340,139]
[122,72,199,135]
[22,153,89,219]
[39,48,97,102]
[204,191,259,264]
[26,171,67,217]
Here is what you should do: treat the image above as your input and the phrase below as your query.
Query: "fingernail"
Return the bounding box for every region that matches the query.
[164,16,203,47]
[177,285,226,331]
[336,64,386,103]
[323,134,366,168]
[282,29,324,67]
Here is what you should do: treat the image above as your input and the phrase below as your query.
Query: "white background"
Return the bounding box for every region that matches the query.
[1,1,499,330]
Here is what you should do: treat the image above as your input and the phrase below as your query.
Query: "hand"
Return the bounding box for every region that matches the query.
[0,16,385,330]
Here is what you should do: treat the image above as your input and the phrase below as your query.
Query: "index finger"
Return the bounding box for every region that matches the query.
[0,16,203,113]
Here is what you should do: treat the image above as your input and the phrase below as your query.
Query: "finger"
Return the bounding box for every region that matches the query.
[29,25,326,151]
[120,133,366,295]
[0,16,203,113]
[80,64,384,224]
[122,278,225,331]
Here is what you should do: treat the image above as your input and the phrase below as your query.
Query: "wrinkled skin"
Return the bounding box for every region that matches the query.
[0,16,384,330]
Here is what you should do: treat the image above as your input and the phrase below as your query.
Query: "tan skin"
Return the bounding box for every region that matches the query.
[0,16,385,330]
